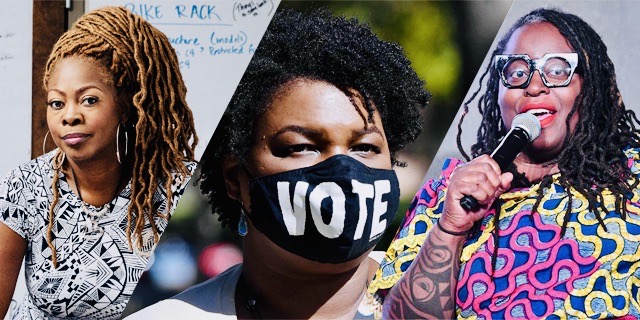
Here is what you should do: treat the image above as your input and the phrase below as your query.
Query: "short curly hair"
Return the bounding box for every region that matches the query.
[200,8,430,230]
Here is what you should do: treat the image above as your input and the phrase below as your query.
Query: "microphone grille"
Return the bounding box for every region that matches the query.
[511,113,541,142]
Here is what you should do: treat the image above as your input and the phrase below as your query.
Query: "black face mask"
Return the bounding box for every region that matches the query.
[247,155,400,264]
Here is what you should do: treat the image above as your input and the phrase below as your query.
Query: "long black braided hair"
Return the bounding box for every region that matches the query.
[457,8,640,273]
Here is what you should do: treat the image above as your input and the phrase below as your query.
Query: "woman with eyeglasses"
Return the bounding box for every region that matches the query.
[369,8,640,319]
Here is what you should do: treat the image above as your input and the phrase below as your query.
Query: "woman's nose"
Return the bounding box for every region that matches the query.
[524,70,550,97]
[62,104,83,126]
[324,146,350,160]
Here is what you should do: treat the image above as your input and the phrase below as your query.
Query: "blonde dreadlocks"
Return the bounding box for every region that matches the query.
[43,6,197,267]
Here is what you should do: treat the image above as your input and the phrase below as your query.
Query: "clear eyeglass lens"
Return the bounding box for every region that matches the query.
[503,58,530,87]
[541,57,572,84]
[502,56,572,87]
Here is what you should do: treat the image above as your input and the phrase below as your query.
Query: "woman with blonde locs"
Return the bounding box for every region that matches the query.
[0,6,197,319]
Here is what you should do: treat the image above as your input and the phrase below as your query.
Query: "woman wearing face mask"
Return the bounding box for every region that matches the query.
[372,8,640,319]
[0,7,197,319]
[128,8,429,320]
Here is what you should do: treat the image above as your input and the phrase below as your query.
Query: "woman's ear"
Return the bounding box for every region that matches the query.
[221,154,242,201]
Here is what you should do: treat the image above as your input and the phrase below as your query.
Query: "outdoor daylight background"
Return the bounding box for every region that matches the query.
[123,1,512,315]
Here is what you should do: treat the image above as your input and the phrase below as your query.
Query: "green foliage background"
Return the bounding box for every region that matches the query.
[124,1,511,314]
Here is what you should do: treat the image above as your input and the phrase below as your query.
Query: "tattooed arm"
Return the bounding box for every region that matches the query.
[383,155,512,319]
[382,222,465,319]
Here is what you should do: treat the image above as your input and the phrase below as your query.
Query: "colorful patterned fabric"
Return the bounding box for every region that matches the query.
[369,148,640,319]
[0,150,196,320]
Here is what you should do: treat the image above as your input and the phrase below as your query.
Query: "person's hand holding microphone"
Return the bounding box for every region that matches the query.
[439,113,541,235]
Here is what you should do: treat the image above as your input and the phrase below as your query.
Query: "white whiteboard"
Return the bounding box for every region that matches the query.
[1,2,32,317]
[0,1,32,177]
[86,0,279,159]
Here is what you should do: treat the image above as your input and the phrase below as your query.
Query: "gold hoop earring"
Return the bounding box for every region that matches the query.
[42,131,50,156]
[52,150,66,171]
[116,123,128,164]
[44,131,65,170]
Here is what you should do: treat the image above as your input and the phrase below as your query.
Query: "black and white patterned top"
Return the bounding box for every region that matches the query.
[0,150,196,319]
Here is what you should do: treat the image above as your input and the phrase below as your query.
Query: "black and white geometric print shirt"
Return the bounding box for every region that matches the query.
[0,150,196,319]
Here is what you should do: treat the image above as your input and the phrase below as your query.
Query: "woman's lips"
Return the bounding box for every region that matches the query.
[62,133,89,146]
[525,109,556,127]
[520,104,557,128]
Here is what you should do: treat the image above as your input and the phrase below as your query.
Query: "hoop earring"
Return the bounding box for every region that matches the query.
[43,131,65,170]
[238,205,248,237]
[42,131,50,156]
[52,151,66,171]
[116,123,128,164]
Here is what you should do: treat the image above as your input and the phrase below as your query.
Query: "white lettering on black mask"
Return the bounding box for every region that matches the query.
[247,155,400,263]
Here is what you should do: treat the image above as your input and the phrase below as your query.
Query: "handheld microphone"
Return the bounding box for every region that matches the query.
[460,112,541,211]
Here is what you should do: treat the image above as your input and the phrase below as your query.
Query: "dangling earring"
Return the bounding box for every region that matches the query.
[238,204,248,237]
[52,151,66,171]
[43,131,65,170]
[116,123,128,164]
[42,130,51,156]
